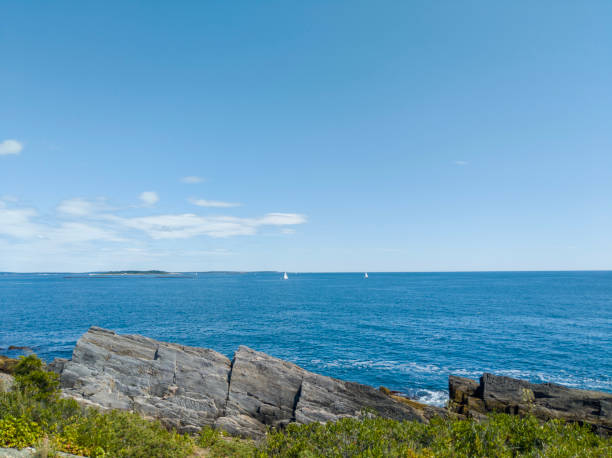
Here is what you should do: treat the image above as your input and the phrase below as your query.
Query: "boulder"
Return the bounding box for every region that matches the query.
[449,373,612,434]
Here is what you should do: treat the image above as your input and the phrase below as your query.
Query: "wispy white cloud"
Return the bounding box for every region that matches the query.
[57,197,110,216]
[0,195,307,270]
[0,202,40,238]
[189,198,241,208]
[181,176,204,184]
[258,213,306,225]
[0,200,122,242]
[51,222,125,243]
[453,160,468,166]
[115,212,306,239]
[0,139,23,156]
[139,191,159,206]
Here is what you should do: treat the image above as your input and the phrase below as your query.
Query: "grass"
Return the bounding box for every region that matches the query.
[0,355,610,457]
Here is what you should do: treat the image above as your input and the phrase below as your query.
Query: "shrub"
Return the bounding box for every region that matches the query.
[197,425,222,447]
[58,409,195,457]
[0,415,43,449]
[262,414,612,457]
[13,355,60,401]
[197,427,258,457]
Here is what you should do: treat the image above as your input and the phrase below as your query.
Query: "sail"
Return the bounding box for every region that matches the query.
[283,272,288,280]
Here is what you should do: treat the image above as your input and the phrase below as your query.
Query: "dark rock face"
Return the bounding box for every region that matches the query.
[449,373,612,434]
[0,355,18,374]
[52,327,433,438]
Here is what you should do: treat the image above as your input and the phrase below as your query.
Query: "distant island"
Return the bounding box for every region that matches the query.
[91,270,174,275]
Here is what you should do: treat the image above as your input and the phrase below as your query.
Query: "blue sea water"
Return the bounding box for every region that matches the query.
[1,271,611,405]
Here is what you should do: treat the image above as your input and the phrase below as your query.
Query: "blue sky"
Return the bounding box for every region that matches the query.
[1,1,611,272]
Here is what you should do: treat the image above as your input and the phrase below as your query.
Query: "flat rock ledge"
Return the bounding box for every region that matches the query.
[449,373,612,435]
[50,327,441,438]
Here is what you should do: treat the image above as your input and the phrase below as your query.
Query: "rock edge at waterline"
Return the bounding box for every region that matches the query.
[449,373,612,435]
[48,327,442,438]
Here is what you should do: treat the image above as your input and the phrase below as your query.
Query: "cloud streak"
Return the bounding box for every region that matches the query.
[115,212,306,239]
[0,196,306,270]
[2,198,306,241]
[181,176,204,184]
[0,201,123,242]
[57,197,111,216]
[0,139,23,156]
[189,198,241,208]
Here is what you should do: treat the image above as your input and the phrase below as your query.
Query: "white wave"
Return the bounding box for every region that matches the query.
[304,358,612,396]
[413,389,448,407]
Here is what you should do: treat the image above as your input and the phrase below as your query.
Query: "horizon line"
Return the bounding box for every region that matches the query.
[1,269,611,274]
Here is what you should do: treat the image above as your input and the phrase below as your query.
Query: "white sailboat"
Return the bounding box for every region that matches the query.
[364,272,368,278]
[283,272,289,280]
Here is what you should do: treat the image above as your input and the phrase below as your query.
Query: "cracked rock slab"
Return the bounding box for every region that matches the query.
[52,327,437,438]
[53,327,231,433]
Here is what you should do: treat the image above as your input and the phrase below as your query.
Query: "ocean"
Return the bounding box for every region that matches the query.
[1,271,610,405]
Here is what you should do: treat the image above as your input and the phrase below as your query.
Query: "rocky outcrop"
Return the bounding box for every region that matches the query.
[53,327,231,434]
[0,355,17,374]
[449,373,612,434]
[51,327,435,438]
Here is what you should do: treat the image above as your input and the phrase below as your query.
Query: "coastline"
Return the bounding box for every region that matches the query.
[19,327,612,437]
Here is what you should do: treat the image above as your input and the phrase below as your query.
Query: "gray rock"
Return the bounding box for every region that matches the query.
[296,372,426,424]
[225,346,307,428]
[214,414,267,438]
[55,327,231,433]
[53,327,438,438]
[0,373,14,392]
[449,373,612,434]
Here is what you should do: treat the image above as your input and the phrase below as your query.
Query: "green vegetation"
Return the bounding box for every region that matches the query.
[13,354,60,401]
[0,355,610,457]
[263,415,610,457]
[196,427,259,457]
[0,355,194,457]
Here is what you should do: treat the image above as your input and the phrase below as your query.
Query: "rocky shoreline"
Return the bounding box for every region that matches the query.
[2,327,611,438]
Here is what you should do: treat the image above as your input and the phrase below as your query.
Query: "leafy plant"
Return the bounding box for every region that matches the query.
[0,415,43,449]
[13,355,60,401]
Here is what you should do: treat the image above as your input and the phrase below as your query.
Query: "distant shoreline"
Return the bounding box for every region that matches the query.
[1,270,612,275]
